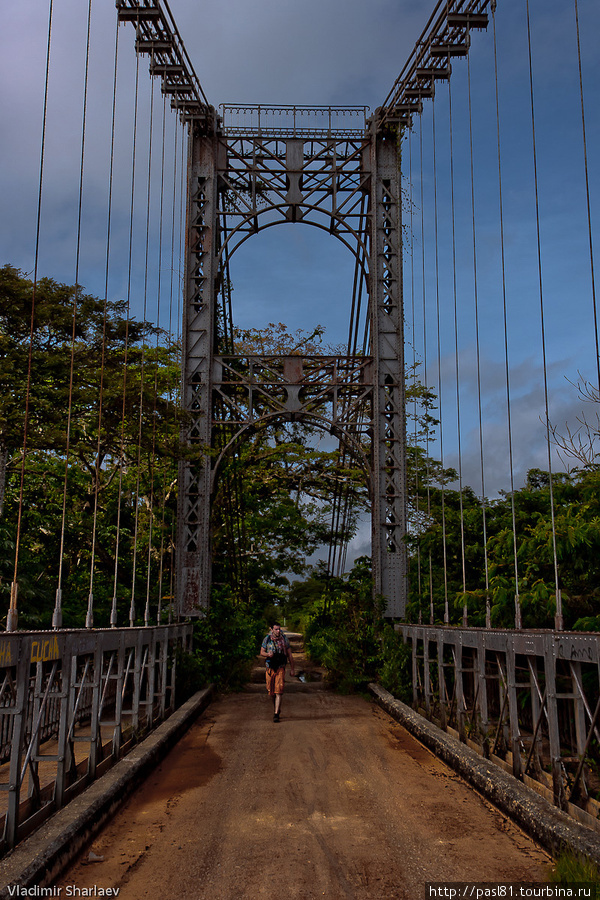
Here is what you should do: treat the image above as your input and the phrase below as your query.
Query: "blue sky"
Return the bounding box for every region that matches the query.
[2,0,599,563]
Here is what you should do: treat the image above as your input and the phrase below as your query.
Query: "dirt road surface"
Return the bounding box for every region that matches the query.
[59,642,550,899]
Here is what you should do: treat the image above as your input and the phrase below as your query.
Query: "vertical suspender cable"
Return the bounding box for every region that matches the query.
[447,76,468,625]
[173,118,186,622]
[130,75,156,627]
[525,0,562,629]
[111,42,141,627]
[466,42,491,628]
[327,202,367,578]
[573,0,599,396]
[431,102,450,624]
[145,92,168,627]
[82,18,120,631]
[419,123,434,625]
[492,7,521,629]
[157,116,182,625]
[408,128,423,621]
[56,0,94,626]
[9,0,54,632]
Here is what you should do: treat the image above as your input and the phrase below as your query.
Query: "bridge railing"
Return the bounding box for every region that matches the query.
[0,624,192,853]
[219,103,370,138]
[400,625,600,830]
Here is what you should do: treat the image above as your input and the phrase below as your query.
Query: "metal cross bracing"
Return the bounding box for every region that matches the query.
[5,0,600,846]
[0,625,191,851]
[172,114,408,616]
[402,626,600,825]
[220,104,371,139]
[115,0,496,619]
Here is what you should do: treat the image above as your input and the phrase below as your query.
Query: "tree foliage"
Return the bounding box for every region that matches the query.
[0,265,181,628]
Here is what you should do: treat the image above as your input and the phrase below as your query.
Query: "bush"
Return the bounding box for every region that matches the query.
[378,627,413,704]
[304,558,388,693]
[174,644,208,703]
[187,591,264,692]
[549,850,600,885]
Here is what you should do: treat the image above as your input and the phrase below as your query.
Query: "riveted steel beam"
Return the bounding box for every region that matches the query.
[378,0,492,133]
[117,0,215,130]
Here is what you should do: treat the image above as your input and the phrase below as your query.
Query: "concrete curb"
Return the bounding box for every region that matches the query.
[0,685,214,896]
[368,682,600,867]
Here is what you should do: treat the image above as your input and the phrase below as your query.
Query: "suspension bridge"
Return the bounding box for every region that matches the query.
[1,0,600,891]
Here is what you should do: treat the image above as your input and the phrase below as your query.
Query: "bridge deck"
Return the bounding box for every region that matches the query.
[57,641,550,898]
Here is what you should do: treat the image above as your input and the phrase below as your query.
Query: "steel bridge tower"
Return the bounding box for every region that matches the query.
[118,0,491,620]
[176,106,407,618]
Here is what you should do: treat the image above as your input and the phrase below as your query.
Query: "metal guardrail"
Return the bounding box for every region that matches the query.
[220,104,370,138]
[400,625,600,827]
[0,624,192,853]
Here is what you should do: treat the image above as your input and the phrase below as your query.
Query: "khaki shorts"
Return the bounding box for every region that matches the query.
[266,666,286,696]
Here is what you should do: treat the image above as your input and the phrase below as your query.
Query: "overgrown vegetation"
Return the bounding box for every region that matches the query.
[176,592,265,698]
[286,557,412,699]
[549,850,600,886]
[6,263,600,701]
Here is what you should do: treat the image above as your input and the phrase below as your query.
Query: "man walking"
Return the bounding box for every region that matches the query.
[260,622,295,722]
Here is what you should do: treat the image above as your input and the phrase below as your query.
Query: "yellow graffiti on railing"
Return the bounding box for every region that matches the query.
[30,637,60,663]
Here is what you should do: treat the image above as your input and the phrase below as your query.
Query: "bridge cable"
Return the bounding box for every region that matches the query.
[325,194,369,579]
[525,0,562,629]
[130,74,156,627]
[573,0,599,398]
[56,0,94,627]
[408,128,424,621]
[144,91,168,627]
[157,112,182,625]
[447,74,468,625]
[111,39,141,627]
[173,121,186,622]
[466,34,491,628]
[82,16,121,631]
[217,221,249,600]
[326,232,361,577]
[9,0,55,632]
[431,100,450,625]
[419,121,435,625]
[492,5,521,629]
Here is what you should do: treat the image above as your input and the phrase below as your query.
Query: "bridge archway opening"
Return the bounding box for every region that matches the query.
[211,413,372,601]
[223,221,368,352]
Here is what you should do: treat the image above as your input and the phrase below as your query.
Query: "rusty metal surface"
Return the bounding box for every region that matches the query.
[116,0,214,127]
[378,0,492,130]
[0,625,192,854]
[220,104,370,138]
[399,624,600,821]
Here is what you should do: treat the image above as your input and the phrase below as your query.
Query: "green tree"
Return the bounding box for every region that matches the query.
[211,323,369,607]
[0,265,182,627]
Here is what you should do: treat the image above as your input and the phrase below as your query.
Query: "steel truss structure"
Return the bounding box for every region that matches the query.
[402,626,600,820]
[116,0,497,619]
[173,110,407,616]
[0,625,191,851]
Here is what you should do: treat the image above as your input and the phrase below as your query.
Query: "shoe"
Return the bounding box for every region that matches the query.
[273,713,280,722]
